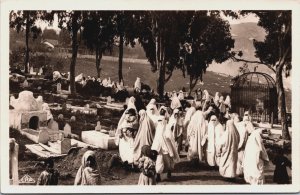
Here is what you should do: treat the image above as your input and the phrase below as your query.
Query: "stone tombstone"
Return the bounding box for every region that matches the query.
[70,116,76,122]
[58,114,64,120]
[10,96,16,107]
[85,104,90,108]
[48,138,71,154]
[125,97,130,105]
[30,66,34,74]
[107,96,112,104]
[95,121,101,131]
[38,67,43,75]
[57,83,62,93]
[38,129,50,144]
[63,123,72,137]
[68,85,71,92]
[23,79,29,88]
[36,96,43,110]
[49,120,59,131]
[9,138,19,185]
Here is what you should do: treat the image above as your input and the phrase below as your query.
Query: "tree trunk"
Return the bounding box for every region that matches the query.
[24,11,30,73]
[189,76,198,96]
[70,19,79,96]
[276,63,290,140]
[157,61,165,99]
[95,47,102,78]
[118,34,124,83]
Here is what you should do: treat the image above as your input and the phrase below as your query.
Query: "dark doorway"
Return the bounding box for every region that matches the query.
[29,116,39,130]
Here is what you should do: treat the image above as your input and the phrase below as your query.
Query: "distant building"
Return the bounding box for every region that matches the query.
[41,39,59,51]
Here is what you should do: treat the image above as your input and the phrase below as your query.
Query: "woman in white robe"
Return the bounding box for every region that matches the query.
[102,78,108,87]
[214,92,220,106]
[115,97,138,164]
[170,92,182,110]
[186,110,207,162]
[146,99,159,125]
[206,115,225,167]
[234,115,248,176]
[242,115,255,135]
[219,96,226,114]
[184,107,196,130]
[158,106,170,121]
[243,129,269,184]
[178,90,184,100]
[117,96,137,130]
[133,110,155,163]
[151,115,180,181]
[134,77,142,92]
[168,109,183,153]
[217,120,239,179]
[74,150,101,185]
[224,95,231,108]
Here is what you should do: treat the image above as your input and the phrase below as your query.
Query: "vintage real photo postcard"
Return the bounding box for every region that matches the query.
[1,0,300,193]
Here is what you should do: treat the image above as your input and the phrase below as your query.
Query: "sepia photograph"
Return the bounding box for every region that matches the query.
[1,0,300,194]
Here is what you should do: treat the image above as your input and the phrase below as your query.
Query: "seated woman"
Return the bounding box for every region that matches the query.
[117,111,138,166]
[116,97,139,166]
[74,150,101,185]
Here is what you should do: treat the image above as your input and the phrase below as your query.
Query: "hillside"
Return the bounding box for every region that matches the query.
[9,22,291,110]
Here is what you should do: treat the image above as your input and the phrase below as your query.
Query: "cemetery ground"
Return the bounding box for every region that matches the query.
[10,125,292,185]
[9,57,292,185]
[9,98,291,185]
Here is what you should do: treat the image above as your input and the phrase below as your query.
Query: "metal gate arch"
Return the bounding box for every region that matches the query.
[230,72,278,123]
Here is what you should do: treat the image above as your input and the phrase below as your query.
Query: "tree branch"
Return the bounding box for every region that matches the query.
[164,71,173,83]
[231,56,276,74]
[277,46,291,68]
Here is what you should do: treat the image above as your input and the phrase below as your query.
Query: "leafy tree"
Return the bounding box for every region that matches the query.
[137,11,192,98]
[56,11,85,95]
[9,11,43,73]
[232,11,291,140]
[115,11,139,83]
[138,11,236,98]
[58,28,71,46]
[182,12,235,94]
[82,11,116,78]
[42,28,58,40]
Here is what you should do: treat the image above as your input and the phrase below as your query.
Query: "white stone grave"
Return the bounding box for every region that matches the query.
[9,138,19,185]
[81,130,117,150]
[30,66,34,75]
[107,96,112,104]
[22,79,29,88]
[48,138,71,154]
[63,123,72,137]
[95,121,101,131]
[57,83,62,93]
[38,67,43,75]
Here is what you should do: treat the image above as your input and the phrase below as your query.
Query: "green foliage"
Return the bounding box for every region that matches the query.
[137,11,234,92]
[182,12,234,82]
[42,28,58,40]
[253,11,291,77]
[9,47,25,68]
[82,11,116,53]
[58,28,71,46]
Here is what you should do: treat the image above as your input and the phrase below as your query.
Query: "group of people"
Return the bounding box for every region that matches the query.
[35,89,291,186]
[113,89,291,185]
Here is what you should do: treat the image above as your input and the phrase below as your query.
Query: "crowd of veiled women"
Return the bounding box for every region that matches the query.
[103,89,290,186]
[51,89,289,186]
[35,89,291,186]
